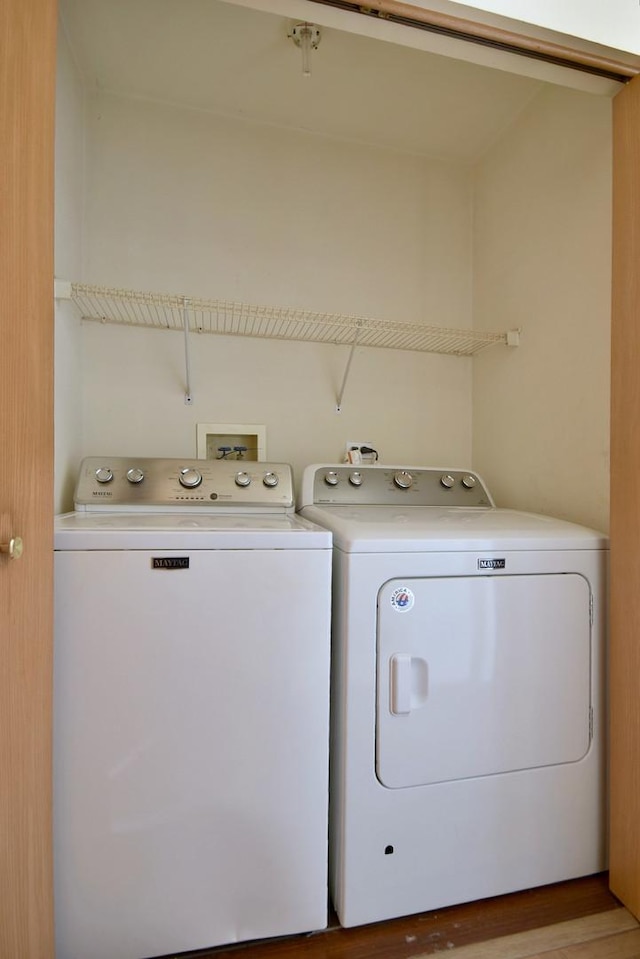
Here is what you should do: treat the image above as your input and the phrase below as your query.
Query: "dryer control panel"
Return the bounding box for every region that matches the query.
[302,465,494,508]
[74,457,295,511]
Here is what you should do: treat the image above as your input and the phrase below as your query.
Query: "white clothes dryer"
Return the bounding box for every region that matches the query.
[299,464,608,929]
[54,457,332,959]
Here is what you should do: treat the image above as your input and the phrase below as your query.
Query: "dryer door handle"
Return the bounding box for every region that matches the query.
[390,654,428,715]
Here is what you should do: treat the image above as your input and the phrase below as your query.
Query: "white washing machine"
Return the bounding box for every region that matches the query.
[299,464,608,929]
[54,457,332,959]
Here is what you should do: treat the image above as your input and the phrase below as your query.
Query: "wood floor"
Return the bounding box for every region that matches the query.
[169,874,639,959]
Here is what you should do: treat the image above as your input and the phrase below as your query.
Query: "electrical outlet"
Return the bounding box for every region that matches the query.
[345,441,376,464]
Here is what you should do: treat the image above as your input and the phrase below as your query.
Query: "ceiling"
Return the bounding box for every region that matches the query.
[60,0,546,163]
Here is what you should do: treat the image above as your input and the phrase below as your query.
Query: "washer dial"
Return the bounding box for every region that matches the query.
[440,474,455,489]
[235,471,251,488]
[126,467,145,484]
[394,470,413,489]
[462,474,477,489]
[324,471,339,487]
[263,472,279,488]
[95,468,113,484]
[179,468,203,489]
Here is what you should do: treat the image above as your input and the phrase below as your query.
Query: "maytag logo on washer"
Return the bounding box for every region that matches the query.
[152,557,190,570]
[390,586,414,611]
[478,558,506,570]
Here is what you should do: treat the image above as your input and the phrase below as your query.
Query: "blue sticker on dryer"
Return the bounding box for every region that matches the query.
[390,586,414,611]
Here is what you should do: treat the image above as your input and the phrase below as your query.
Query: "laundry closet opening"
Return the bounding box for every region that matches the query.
[55,0,611,534]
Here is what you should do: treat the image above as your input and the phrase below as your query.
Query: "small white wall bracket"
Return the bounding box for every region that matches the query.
[506,329,521,347]
[336,321,363,413]
[181,297,193,405]
[54,278,72,300]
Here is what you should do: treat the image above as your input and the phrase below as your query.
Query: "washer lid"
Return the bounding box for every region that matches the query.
[54,511,332,550]
[299,505,607,552]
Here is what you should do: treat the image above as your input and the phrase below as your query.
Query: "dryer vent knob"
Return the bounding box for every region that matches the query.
[440,474,455,489]
[324,471,339,486]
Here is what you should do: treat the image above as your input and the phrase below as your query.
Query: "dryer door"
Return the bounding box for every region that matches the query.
[376,574,591,788]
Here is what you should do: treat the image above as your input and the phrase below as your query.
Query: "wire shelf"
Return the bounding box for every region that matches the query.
[65,282,512,357]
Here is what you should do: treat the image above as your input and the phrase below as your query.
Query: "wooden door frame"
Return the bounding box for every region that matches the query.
[0,0,57,955]
[0,0,634,950]
[609,72,640,917]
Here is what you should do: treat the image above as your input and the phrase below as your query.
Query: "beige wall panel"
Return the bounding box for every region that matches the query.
[472,85,611,532]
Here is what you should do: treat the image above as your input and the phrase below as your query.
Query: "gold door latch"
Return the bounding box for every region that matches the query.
[0,537,23,560]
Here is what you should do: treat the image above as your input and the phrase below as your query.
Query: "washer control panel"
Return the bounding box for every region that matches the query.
[74,457,294,511]
[308,465,493,507]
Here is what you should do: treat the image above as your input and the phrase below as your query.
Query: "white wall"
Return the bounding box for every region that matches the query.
[448,0,640,56]
[77,92,474,488]
[472,85,612,532]
[55,73,612,522]
[54,23,85,513]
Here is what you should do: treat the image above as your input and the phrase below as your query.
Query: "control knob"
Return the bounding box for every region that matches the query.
[95,468,113,484]
[324,471,339,487]
[263,472,279,488]
[394,470,413,489]
[126,467,145,484]
[461,474,477,489]
[441,474,455,489]
[349,471,363,487]
[235,471,251,488]
[179,467,203,489]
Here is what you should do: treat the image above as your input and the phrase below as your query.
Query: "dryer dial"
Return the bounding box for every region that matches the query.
[461,474,477,489]
[440,474,455,489]
[324,471,339,486]
[95,468,113,484]
[394,470,413,489]
[126,468,145,484]
[349,471,363,487]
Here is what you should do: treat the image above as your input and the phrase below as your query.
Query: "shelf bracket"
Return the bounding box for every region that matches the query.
[182,297,193,405]
[336,321,362,413]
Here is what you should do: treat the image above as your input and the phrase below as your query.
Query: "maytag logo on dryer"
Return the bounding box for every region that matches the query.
[152,557,190,570]
[478,558,506,570]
